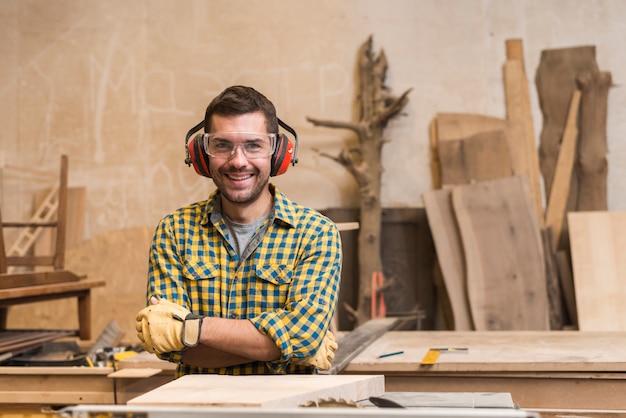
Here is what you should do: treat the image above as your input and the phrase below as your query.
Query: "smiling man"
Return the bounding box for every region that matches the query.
[135,86,342,377]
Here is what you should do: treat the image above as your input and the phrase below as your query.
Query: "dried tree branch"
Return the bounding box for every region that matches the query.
[307,35,410,326]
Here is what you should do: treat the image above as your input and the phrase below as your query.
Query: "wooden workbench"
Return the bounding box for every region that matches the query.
[0,355,175,408]
[342,330,626,410]
[3,330,626,413]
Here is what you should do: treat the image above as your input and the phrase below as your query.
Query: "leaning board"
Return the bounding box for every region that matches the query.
[452,176,548,330]
[569,211,626,331]
[127,374,384,408]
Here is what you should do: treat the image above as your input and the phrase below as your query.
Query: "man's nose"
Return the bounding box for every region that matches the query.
[228,144,248,163]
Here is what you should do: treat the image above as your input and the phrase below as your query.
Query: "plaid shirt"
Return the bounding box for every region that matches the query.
[146,184,342,376]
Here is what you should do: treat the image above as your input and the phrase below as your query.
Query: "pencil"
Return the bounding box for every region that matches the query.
[377,350,404,359]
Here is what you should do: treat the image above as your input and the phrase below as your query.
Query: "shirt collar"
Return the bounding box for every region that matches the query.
[201,184,297,229]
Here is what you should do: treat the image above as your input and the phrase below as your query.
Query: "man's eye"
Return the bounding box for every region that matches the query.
[245,142,263,151]
[214,142,232,150]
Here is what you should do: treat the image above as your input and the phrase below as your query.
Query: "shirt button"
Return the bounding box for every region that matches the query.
[230,313,237,319]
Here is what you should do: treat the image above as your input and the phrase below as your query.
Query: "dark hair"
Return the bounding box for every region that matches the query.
[204,86,279,133]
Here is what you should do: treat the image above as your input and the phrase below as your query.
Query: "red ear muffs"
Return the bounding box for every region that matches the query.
[184,118,298,178]
[187,133,212,177]
[270,134,294,176]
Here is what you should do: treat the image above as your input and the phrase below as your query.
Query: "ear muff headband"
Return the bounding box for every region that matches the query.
[184,118,298,178]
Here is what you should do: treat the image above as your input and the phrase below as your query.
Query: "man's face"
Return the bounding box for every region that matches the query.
[208,112,272,206]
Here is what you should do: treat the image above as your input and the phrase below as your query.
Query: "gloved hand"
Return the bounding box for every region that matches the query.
[293,331,338,370]
[135,299,203,354]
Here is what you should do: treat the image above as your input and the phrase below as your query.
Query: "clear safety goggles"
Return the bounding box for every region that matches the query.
[203,132,277,159]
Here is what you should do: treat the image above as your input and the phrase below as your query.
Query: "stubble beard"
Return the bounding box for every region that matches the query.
[217,170,270,207]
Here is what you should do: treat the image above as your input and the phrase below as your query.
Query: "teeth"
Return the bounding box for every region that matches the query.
[228,174,252,180]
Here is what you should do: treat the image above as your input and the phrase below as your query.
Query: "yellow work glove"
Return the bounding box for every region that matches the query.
[135,299,203,354]
[294,331,338,370]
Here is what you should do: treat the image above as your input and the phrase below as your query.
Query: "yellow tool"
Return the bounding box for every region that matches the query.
[421,347,468,365]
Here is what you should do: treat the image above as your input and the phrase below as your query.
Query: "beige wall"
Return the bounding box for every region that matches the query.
[2,0,626,242]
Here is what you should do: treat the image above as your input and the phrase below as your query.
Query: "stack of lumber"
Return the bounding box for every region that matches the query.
[425,39,613,331]
[0,330,75,362]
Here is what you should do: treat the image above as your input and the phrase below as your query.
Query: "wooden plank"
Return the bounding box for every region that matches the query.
[432,113,509,192]
[503,58,543,226]
[345,331,626,373]
[422,189,472,330]
[576,70,612,211]
[541,228,565,330]
[382,374,626,411]
[429,117,441,188]
[108,368,163,379]
[127,374,385,408]
[505,39,525,66]
[336,222,359,231]
[544,89,581,250]
[556,250,578,328]
[568,211,626,331]
[117,350,177,371]
[437,130,513,187]
[0,365,113,375]
[435,113,507,142]
[452,176,549,330]
[535,46,597,204]
[0,365,114,405]
[0,330,74,353]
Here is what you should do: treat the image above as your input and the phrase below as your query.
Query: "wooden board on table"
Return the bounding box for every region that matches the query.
[422,189,472,330]
[117,350,176,371]
[127,374,384,408]
[437,129,513,187]
[344,330,626,373]
[569,211,626,331]
[451,176,549,330]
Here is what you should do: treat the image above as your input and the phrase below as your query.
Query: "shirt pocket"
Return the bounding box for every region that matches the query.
[255,264,293,285]
[252,264,293,308]
[183,257,221,281]
[183,258,221,315]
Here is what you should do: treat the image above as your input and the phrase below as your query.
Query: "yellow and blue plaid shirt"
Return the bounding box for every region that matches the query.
[146,184,342,376]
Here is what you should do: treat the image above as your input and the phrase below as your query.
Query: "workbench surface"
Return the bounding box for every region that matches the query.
[342,330,626,410]
[345,330,626,372]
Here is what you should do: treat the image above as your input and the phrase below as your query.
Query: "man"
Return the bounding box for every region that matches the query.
[135,85,342,377]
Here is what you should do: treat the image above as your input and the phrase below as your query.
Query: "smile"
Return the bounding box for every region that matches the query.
[226,173,254,181]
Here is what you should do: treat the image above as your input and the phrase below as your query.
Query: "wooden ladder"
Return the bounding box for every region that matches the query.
[6,186,59,271]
